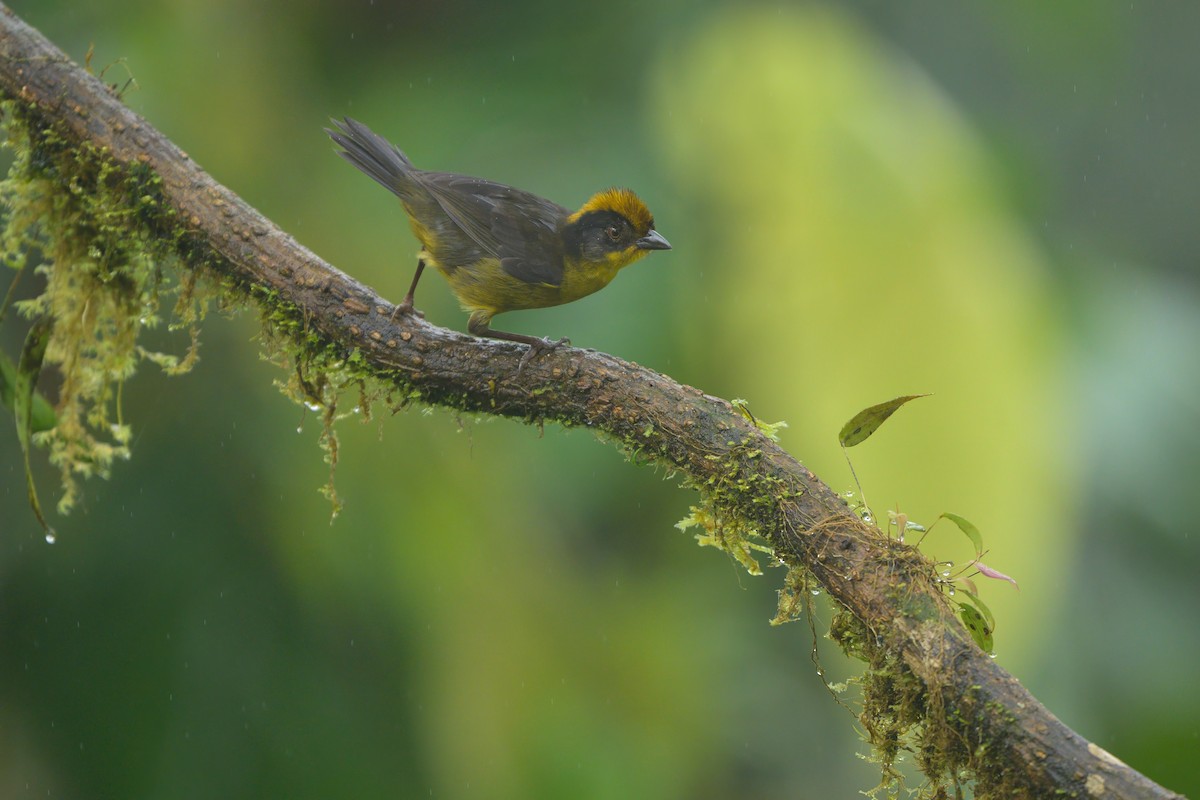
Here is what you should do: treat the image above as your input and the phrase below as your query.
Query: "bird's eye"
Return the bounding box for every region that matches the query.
[605,225,622,242]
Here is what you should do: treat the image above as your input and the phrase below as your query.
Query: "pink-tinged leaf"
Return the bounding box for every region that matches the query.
[973,561,1019,590]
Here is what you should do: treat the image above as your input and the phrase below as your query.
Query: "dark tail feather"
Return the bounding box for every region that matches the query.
[326,117,416,198]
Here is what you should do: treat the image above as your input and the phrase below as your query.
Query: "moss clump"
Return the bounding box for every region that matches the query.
[0,104,212,513]
[669,416,988,798]
[0,100,419,522]
[830,605,976,799]
[253,287,404,518]
[672,405,798,578]
[675,501,774,575]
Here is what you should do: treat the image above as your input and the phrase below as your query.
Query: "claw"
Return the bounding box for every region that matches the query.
[388,301,425,322]
[517,336,570,374]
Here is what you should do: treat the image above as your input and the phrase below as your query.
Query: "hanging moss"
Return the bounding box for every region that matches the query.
[0,100,425,517]
[0,103,214,512]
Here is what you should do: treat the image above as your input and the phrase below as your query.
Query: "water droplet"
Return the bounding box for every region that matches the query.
[810,588,822,596]
[45,531,56,544]
[296,426,304,434]
[941,570,951,578]
[304,401,321,412]
[947,587,956,596]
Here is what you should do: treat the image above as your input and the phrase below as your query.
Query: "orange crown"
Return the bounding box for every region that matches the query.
[570,187,655,233]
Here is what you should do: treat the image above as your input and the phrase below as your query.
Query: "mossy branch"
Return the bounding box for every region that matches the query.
[0,5,1183,799]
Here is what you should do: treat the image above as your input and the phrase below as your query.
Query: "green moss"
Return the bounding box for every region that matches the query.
[0,101,424,519]
[730,397,788,442]
[671,428,797,576]
[770,564,816,626]
[0,98,1032,797]
[674,502,773,575]
[670,423,977,790]
[830,597,1008,798]
[247,273,441,516]
[650,393,1021,796]
[0,104,217,513]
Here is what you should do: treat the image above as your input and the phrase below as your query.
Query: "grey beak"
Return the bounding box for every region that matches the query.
[635,229,672,251]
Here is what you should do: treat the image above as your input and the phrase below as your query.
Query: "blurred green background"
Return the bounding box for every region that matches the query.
[1,1,1197,797]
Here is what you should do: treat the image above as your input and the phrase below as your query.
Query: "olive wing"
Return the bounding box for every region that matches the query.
[415,172,569,287]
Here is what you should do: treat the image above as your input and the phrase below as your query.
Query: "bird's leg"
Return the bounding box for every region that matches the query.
[389,259,427,321]
[467,311,570,372]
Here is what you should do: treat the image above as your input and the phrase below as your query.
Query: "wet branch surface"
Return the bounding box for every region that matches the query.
[0,5,1184,798]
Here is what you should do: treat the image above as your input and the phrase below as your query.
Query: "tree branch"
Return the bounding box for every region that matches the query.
[0,5,1182,798]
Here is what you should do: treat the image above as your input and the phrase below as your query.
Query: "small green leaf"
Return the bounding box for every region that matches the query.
[956,587,995,633]
[0,348,56,432]
[754,418,788,442]
[15,316,55,538]
[731,397,787,442]
[838,394,929,447]
[939,512,984,556]
[958,602,994,653]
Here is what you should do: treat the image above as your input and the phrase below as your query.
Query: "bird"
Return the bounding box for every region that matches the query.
[326,117,670,365]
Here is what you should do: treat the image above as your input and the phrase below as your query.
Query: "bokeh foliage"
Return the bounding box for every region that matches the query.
[1,1,1196,798]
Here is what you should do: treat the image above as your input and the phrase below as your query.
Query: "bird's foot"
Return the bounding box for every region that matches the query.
[388,301,425,322]
[517,336,570,374]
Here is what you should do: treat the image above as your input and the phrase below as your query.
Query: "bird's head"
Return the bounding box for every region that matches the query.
[564,188,671,269]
